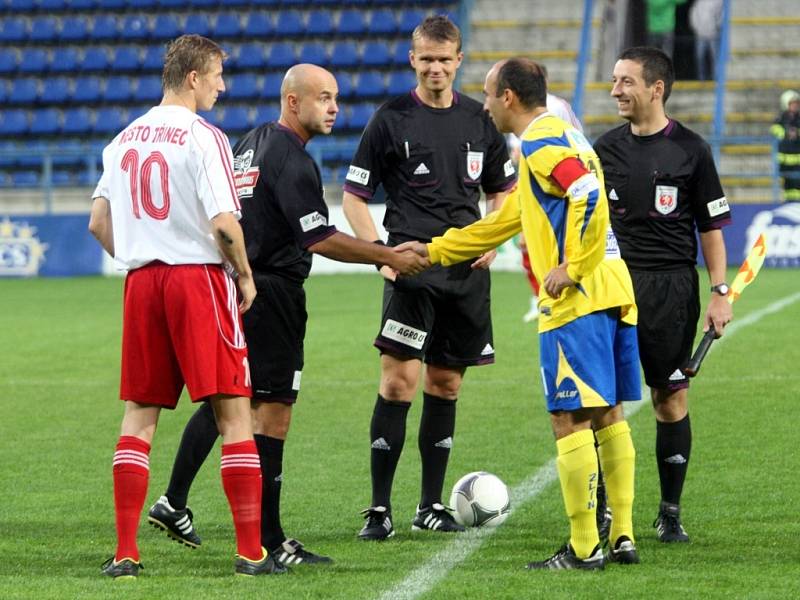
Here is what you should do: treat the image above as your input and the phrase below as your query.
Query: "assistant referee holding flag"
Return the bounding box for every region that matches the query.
[594,46,733,543]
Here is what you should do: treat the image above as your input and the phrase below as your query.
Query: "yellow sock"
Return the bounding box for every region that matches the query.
[596,420,636,546]
[556,429,599,559]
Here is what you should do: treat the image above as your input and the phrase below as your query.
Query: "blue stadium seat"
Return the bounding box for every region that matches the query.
[97,0,126,8]
[121,15,149,41]
[338,10,367,36]
[93,107,126,134]
[369,9,397,35]
[62,108,92,134]
[158,0,190,6]
[112,46,141,71]
[0,18,27,43]
[134,76,162,102]
[261,72,283,100]
[275,11,304,37]
[329,41,358,68]
[306,11,334,36]
[348,103,374,130]
[244,13,273,37]
[49,47,79,73]
[251,0,279,5]
[254,104,279,125]
[59,17,89,42]
[81,47,110,72]
[29,108,61,135]
[52,170,74,187]
[71,77,103,103]
[70,0,95,7]
[18,49,48,74]
[184,14,211,37]
[399,10,426,34]
[91,15,119,41]
[220,107,251,131]
[361,41,391,67]
[142,45,164,71]
[103,76,133,102]
[298,42,327,66]
[336,72,354,98]
[9,79,39,104]
[29,17,58,42]
[128,0,159,7]
[151,14,180,40]
[236,43,267,69]
[12,171,40,187]
[39,0,69,9]
[215,13,242,38]
[18,140,47,168]
[0,49,18,74]
[0,80,7,104]
[357,72,385,97]
[40,77,71,104]
[227,73,258,100]
[392,40,412,65]
[387,70,416,96]
[0,110,29,135]
[267,43,295,69]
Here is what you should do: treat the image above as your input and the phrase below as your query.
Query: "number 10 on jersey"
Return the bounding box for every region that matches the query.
[121,149,171,220]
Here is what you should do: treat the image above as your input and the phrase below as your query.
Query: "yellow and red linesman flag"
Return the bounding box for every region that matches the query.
[727,233,767,304]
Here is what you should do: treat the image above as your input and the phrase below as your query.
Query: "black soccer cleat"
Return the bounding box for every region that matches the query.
[607,536,640,564]
[525,543,605,571]
[234,548,289,576]
[358,506,395,540]
[101,556,142,579]
[411,503,465,533]
[147,495,201,548]
[653,502,690,543]
[597,507,613,543]
[274,538,333,565]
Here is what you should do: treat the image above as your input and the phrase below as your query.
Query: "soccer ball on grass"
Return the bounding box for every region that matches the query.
[449,471,510,528]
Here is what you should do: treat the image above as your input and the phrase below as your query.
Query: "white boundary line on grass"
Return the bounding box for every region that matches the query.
[375,291,800,600]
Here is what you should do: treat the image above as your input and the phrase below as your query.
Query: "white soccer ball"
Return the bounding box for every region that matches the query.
[449,471,510,528]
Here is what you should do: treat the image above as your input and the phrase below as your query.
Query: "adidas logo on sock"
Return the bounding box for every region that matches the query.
[664,454,687,464]
[609,188,619,201]
[371,437,391,451]
[480,343,494,355]
[434,436,453,449]
[413,162,430,175]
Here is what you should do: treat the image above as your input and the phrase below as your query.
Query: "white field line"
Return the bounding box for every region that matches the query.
[374,291,800,600]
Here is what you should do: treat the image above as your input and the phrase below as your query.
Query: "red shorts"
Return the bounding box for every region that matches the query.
[120,262,251,407]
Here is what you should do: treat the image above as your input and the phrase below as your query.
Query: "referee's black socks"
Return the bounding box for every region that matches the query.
[166,400,218,511]
[656,414,692,506]
[255,434,286,552]
[418,392,456,509]
[370,395,411,511]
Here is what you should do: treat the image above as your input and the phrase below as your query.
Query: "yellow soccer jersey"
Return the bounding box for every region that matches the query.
[427,113,637,332]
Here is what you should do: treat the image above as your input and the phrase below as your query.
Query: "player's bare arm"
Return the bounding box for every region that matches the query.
[700,229,733,337]
[88,196,115,257]
[308,231,429,275]
[210,211,256,313]
[470,190,509,270]
[342,190,398,281]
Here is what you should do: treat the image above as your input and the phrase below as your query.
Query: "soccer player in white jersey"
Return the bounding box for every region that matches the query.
[89,34,282,578]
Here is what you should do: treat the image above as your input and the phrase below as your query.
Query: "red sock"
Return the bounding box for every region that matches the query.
[221,440,263,561]
[112,435,150,562]
[521,247,540,295]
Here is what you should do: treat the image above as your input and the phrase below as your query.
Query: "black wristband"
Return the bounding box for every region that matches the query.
[373,240,386,270]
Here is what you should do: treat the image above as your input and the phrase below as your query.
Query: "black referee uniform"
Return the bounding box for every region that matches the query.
[344,90,517,365]
[594,119,732,390]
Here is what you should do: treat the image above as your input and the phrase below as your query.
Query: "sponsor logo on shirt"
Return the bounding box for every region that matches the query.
[234,149,254,171]
[604,228,621,259]
[503,159,515,178]
[566,129,594,152]
[707,196,729,217]
[234,168,259,198]
[299,211,328,232]
[567,173,600,198]
[413,162,430,175]
[466,151,484,180]
[609,188,619,201]
[655,185,678,215]
[346,165,370,185]
[381,319,428,350]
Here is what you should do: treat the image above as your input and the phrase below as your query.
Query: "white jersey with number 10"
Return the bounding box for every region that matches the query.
[93,105,240,271]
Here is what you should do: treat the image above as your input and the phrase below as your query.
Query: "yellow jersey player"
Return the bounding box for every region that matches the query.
[395,58,642,569]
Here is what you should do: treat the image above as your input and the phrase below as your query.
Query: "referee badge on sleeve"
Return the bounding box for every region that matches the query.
[467,151,484,180]
[655,185,678,215]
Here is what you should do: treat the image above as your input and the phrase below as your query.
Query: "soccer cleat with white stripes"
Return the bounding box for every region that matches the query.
[275,538,333,565]
[525,543,605,571]
[653,501,690,543]
[234,548,288,576]
[411,503,465,533]
[147,496,201,548]
[607,536,640,564]
[358,506,395,540]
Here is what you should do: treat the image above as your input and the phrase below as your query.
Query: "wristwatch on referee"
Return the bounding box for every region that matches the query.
[710,283,730,296]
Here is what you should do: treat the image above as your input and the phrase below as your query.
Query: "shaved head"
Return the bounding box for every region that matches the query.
[279,63,339,140]
[281,63,336,99]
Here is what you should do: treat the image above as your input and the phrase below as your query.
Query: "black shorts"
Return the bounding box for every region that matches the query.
[243,273,307,404]
[630,267,700,390]
[375,260,494,367]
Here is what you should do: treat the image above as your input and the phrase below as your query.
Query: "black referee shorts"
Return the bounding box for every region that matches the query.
[630,267,700,391]
[243,273,307,404]
[374,260,494,367]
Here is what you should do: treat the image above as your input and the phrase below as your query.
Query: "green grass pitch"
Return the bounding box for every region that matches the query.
[0,270,798,599]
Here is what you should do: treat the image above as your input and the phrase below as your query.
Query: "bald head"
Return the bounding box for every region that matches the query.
[279,63,339,140]
[281,64,337,99]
